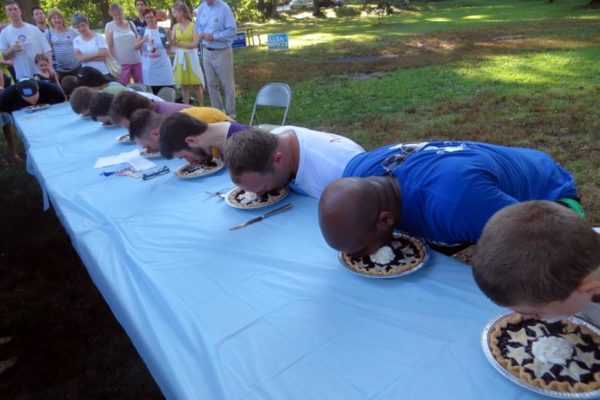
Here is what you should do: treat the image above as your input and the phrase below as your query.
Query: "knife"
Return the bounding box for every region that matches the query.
[229,203,293,231]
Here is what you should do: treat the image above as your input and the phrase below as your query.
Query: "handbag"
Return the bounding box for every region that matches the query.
[105,52,121,78]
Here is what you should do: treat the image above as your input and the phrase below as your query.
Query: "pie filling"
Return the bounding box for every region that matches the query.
[228,188,286,208]
[489,314,600,392]
[342,234,426,276]
[179,159,220,176]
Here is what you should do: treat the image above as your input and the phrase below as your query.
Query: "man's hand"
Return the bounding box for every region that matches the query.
[201,32,214,41]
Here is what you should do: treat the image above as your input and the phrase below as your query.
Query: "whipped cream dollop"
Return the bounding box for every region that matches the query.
[239,191,259,205]
[369,246,395,265]
[531,336,574,365]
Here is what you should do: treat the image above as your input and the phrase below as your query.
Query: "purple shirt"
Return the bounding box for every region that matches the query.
[153,101,191,115]
[227,122,250,138]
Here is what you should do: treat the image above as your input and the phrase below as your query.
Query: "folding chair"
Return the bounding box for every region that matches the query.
[156,87,176,102]
[249,83,292,129]
[127,83,151,93]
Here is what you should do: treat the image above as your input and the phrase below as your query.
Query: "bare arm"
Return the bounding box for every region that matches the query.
[105,28,114,57]
[74,48,108,62]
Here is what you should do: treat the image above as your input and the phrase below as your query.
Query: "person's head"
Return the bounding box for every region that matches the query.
[171,1,192,22]
[89,91,114,124]
[16,78,40,105]
[4,1,22,23]
[77,66,109,89]
[61,75,78,98]
[224,128,293,195]
[143,7,157,28]
[34,53,50,72]
[129,109,165,152]
[159,113,210,163]
[319,177,399,257]
[31,6,45,24]
[109,3,124,22]
[473,201,600,321]
[135,0,147,16]
[71,12,90,35]
[47,8,66,30]
[70,86,95,116]
[109,90,152,128]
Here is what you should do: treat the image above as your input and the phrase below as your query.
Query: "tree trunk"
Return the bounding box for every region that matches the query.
[20,0,37,24]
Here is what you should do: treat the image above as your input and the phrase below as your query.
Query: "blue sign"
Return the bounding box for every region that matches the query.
[268,33,288,51]
[232,32,247,49]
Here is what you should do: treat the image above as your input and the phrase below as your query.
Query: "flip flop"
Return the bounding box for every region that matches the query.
[0,357,17,375]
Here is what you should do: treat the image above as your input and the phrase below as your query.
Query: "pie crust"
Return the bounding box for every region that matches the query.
[340,233,428,277]
[116,133,132,143]
[140,149,161,158]
[174,158,224,179]
[488,313,600,393]
[226,187,288,209]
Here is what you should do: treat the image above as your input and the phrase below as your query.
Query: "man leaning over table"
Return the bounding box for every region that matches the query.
[223,126,365,198]
[0,0,52,80]
[195,0,237,119]
[128,106,231,153]
[318,141,579,257]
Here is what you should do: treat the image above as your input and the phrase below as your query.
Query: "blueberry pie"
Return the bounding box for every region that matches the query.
[226,187,288,209]
[175,158,224,179]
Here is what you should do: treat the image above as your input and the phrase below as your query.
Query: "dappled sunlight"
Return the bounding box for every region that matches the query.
[462,15,489,20]
[426,17,452,22]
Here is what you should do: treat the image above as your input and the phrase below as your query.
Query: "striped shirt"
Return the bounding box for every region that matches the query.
[46,28,81,72]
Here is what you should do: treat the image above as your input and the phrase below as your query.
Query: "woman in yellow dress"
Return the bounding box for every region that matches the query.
[171,1,204,105]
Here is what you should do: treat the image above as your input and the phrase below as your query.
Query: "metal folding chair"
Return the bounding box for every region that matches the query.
[249,83,292,127]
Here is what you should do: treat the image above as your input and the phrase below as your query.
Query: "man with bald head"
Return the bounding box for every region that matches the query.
[319,141,580,256]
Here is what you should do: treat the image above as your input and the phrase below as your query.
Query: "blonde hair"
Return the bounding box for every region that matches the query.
[172,1,193,22]
[109,3,124,15]
[47,8,66,29]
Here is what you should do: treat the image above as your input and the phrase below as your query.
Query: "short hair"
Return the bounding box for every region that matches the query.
[89,92,114,121]
[136,0,148,6]
[143,7,156,17]
[31,6,43,15]
[171,1,192,21]
[70,86,95,114]
[109,3,123,14]
[109,90,152,125]
[47,8,66,29]
[158,112,208,159]
[77,66,108,88]
[224,128,278,177]
[3,1,20,9]
[472,201,600,307]
[70,12,88,26]
[34,53,49,64]
[129,109,163,140]
[61,75,78,97]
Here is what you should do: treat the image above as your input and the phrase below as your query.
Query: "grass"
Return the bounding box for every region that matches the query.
[1,0,599,397]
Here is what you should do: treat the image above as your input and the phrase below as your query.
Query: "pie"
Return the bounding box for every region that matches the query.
[116,133,132,143]
[226,187,288,209]
[339,233,428,277]
[140,149,161,158]
[174,158,224,179]
[488,313,600,393]
[24,103,49,113]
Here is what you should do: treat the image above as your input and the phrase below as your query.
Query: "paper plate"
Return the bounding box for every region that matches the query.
[140,149,162,159]
[338,232,429,278]
[225,187,289,210]
[116,134,133,143]
[482,311,600,399]
[174,159,224,179]
[24,103,50,113]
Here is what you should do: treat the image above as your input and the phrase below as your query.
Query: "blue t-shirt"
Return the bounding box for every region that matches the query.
[343,141,577,246]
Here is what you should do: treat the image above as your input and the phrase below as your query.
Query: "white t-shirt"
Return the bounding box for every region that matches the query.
[141,28,174,86]
[105,20,141,65]
[271,126,365,198]
[0,22,51,79]
[73,33,109,75]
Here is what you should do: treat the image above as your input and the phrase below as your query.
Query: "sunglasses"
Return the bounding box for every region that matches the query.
[142,165,170,180]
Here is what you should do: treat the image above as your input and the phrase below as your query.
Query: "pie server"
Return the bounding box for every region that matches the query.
[229,203,293,231]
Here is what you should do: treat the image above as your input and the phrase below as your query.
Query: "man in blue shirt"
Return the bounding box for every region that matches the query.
[195,0,237,119]
[318,141,579,256]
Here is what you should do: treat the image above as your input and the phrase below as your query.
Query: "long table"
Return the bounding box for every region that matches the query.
[14,102,546,399]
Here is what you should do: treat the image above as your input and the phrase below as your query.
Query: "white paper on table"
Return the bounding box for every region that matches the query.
[129,156,156,171]
[94,149,141,168]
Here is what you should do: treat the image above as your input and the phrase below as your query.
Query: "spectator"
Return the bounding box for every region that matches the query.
[45,7,81,80]
[140,8,174,95]
[196,0,237,118]
[72,13,111,78]
[31,6,48,33]
[0,0,52,79]
[34,53,60,87]
[171,1,204,105]
[0,52,13,87]
[105,3,142,85]
[132,0,148,36]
